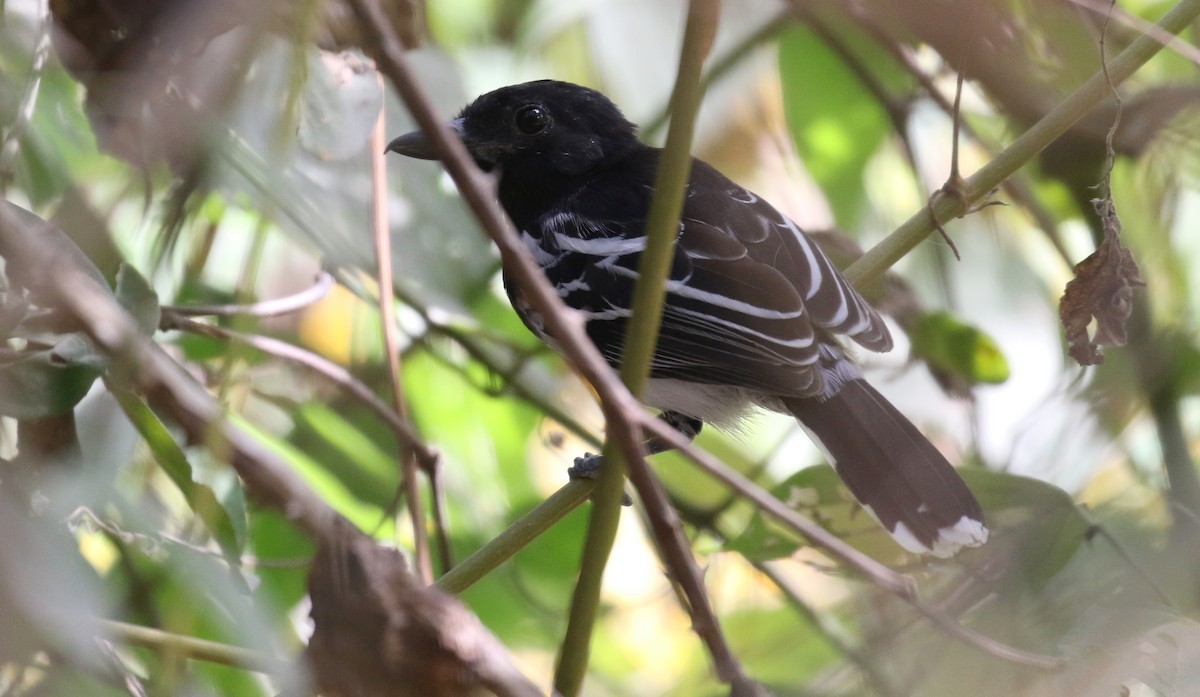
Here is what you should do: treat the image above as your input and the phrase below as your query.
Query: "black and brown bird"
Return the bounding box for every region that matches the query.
[387,79,987,557]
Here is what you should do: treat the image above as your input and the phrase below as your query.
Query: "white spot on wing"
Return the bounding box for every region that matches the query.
[889,520,930,555]
[863,505,990,558]
[552,232,647,256]
[928,516,989,558]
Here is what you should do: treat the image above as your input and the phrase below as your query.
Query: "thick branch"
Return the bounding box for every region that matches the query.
[0,203,341,540]
[0,202,545,696]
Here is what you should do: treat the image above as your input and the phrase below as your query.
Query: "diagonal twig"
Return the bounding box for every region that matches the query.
[0,201,545,697]
[344,0,763,694]
[160,311,440,471]
[370,85,433,585]
[640,415,1064,669]
[852,13,1074,266]
[842,0,1200,287]
[1066,0,1200,67]
[164,271,334,318]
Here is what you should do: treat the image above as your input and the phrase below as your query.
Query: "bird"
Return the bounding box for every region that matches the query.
[386,79,987,558]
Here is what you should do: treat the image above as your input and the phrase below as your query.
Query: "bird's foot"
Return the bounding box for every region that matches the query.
[568,452,603,480]
[568,453,632,506]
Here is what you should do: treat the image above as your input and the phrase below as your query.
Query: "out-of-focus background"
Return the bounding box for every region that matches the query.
[2,0,1199,694]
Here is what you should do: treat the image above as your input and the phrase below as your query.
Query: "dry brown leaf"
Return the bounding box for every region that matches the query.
[1058,198,1145,366]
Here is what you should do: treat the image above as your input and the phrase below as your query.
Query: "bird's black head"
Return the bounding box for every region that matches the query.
[387,79,641,182]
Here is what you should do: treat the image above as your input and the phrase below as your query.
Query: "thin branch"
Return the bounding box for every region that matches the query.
[371,85,433,585]
[1097,0,1124,191]
[96,618,287,674]
[555,2,761,694]
[1066,0,1200,67]
[435,480,596,594]
[160,311,441,471]
[1082,513,1181,611]
[643,9,794,141]
[640,416,1064,669]
[1097,0,1200,523]
[330,269,462,574]
[672,501,900,696]
[641,416,915,596]
[340,0,652,495]
[214,218,270,407]
[854,14,1073,265]
[0,6,50,194]
[793,4,963,262]
[424,460,455,574]
[343,0,1200,685]
[406,305,602,451]
[792,4,910,133]
[756,561,901,697]
[392,285,603,447]
[164,271,333,318]
[842,0,1200,287]
[923,70,963,261]
[340,265,601,581]
[906,601,1062,668]
[1149,379,1200,530]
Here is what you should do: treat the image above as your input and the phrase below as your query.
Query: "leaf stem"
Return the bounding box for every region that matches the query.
[435,481,596,594]
[555,2,758,694]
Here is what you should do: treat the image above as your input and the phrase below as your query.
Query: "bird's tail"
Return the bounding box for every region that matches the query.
[783,380,987,558]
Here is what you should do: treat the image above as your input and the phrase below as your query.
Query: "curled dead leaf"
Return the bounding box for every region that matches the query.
[1058,198,1145,366]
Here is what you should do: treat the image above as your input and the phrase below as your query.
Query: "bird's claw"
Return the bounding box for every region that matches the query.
[568,452,603,480]
[568,453,632,506]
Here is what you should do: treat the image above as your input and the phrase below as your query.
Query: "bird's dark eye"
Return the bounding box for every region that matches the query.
[515,105,550,135]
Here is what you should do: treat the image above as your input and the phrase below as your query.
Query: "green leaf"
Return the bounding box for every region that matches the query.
[114,263,161,336]
[724,465,862,563]
[909,310,1011,385]
[233,414,396,532]
[403,348,543,506]
[0,333,105,418]
[960,468,1091,586]
[109,386,245,562]
[0,202,111,299]
[726,465,1088,584]
[290,401,398,508]
[716,607,840,688]
[778,25,898,226]
[249,509,314,613]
